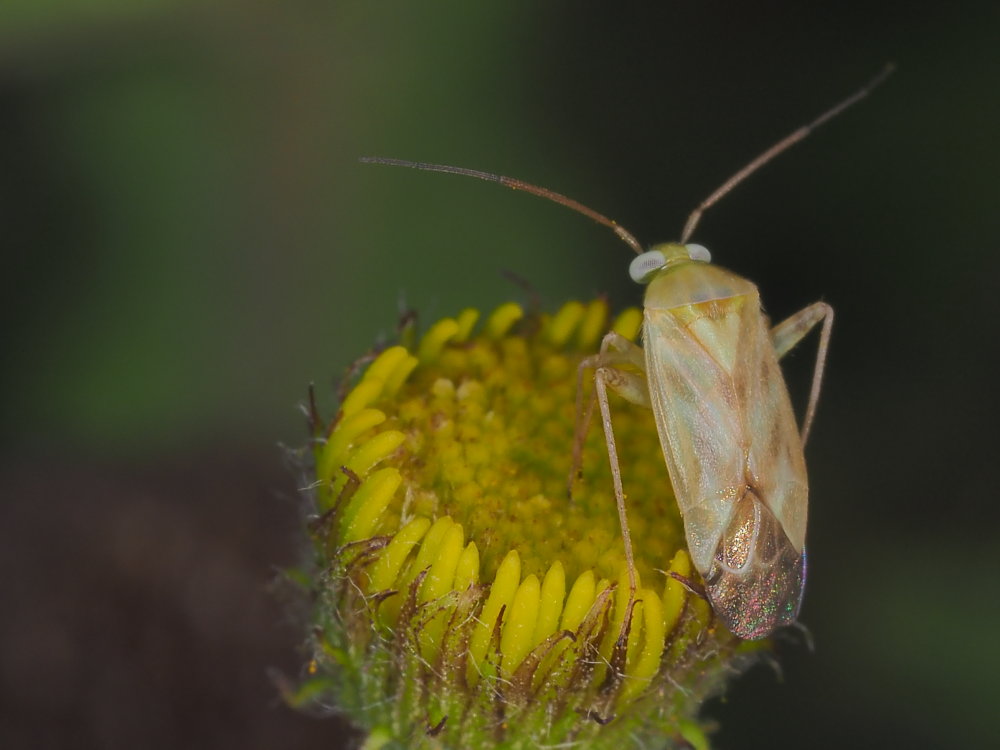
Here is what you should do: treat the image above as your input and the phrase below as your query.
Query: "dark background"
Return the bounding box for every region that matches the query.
[3,2,998,748]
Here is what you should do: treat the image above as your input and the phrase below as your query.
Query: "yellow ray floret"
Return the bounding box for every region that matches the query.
[546,300,585,347]
[484,302,523,339]
[367,516,432,592]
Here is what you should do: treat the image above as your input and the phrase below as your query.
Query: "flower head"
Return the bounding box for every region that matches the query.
[292,299,763,749]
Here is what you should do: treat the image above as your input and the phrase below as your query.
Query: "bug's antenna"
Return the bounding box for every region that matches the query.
[359,156,645,255]
[679,63,895,244]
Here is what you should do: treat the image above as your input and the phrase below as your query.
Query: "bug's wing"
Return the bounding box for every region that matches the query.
[704,309,809,638]
[645,294,808,638]
[741,320,809,554]
[644,297,755,575]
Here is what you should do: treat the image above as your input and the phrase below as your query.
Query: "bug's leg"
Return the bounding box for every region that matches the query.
[593,364,648,595]
[770,301,834,446]
[569,332,647,496]
[600,330,646,363]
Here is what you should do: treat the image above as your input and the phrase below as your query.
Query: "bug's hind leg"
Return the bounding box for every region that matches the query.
[770,302,834,446]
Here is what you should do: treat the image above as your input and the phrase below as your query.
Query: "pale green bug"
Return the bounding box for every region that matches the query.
[361,65,892,639]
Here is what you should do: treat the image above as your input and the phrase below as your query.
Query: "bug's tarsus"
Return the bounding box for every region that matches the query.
[679,63,896,243]
[785,620,816,653]
[359,156,645,255]
[667,571,709,602]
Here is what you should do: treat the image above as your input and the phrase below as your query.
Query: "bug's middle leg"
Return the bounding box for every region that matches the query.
[770,301,834,446]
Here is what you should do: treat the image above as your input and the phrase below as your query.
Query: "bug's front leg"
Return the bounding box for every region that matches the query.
[569,332,648,496]
[570,332,650,596]
[770,301,834,446]
[592,362,653,595]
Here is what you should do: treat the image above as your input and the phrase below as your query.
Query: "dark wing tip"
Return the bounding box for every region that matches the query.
[704,498,805,640]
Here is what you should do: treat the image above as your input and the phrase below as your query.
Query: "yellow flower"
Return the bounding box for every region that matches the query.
[293,298,760,749]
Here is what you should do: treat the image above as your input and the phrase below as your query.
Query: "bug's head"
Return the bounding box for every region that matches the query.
[628,243,712,284]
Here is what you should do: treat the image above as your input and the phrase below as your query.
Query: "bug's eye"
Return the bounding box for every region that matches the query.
[685,244,712,263]
[629,250,667,283]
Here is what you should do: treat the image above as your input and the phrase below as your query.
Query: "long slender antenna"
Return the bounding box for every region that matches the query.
[359,156,645,255]
[679,63,895,243]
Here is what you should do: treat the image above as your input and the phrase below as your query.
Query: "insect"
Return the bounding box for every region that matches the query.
[361,65,893,639]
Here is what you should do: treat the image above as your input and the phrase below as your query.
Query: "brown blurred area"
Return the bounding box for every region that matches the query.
[0,449,356,749]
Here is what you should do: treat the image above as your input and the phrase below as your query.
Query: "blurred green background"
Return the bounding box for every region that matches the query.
[2,2,998,748]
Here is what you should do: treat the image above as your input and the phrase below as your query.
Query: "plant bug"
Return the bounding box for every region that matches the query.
[361,64,893,639]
